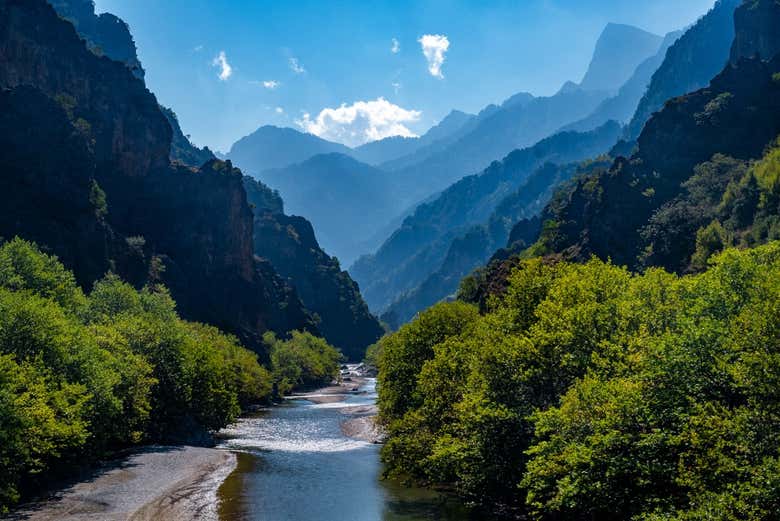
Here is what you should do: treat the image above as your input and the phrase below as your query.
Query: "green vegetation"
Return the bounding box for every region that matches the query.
[377,242,780,519]
[264,331,341,395]
[0,238,274,512]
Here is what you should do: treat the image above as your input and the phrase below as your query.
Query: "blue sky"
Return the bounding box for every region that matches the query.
[95,0,716,151]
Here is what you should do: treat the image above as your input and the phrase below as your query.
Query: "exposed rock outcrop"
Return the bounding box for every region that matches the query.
[730,0,780,63]
[0,0,315,354]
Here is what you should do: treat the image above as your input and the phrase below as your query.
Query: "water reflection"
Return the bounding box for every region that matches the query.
[216,379,475,521]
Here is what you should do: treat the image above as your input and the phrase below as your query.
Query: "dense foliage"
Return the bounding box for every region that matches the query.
[377,242,780,519]
[264,331,342,395]
[0,238,273,512]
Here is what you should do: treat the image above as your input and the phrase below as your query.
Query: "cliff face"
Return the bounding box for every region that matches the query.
[48,0,145,79]
[1,0,169,179]
[625,0,740,141]
[0,86,117,285]
[0,0,315,353]
[245,177,383,360]
[730,0,780,63]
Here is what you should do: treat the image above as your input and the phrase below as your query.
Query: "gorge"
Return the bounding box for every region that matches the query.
[2,0,780,519]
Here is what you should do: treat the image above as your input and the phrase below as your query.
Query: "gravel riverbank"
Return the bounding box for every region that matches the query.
[5,446,235,521]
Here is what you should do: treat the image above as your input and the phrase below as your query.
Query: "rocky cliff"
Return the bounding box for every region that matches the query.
[625,0,740,141]
[0,0,315,353]
[49,0,145,79]
[244,177,384,360]
[730,0,780,63]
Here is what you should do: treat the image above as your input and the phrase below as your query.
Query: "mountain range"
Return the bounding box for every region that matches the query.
[345,22,678,323]
[0,0,382,359]
[353,122,622,322]
[478,0,780,291]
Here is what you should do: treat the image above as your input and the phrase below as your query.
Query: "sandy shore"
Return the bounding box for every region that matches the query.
[6,446,236,521]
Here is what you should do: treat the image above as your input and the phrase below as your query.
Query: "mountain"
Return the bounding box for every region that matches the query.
[372,24,660,211]
[377,108,487,172]
[257,153,399,266]
[1,0,317,354]
[350,136,420,166]
[243,177,384,360]
[48,0,145,79]
[383,88,610,210]
[624,0,741,141]
[380,161,612,329]
[350,121,623,315]
[562,30,683,133]
[578,23,664,92]
[43,0,383,359]
[228,125,352,173]
[351,109,476,166]
[527,11,780,274]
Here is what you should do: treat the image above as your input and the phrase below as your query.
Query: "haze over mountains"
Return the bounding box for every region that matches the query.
[226,21,675,283]
[201,0,751,331]
[5,0,780,515]
[0,0,749,349]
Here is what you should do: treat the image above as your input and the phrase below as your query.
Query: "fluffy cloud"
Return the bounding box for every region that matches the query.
[391,38,400,54]
[275,107,284,114]
[418,34,449,78]
[263,80,280,89]
[289,57,306,74]
[296,97,421,147]
[212,51,232,81]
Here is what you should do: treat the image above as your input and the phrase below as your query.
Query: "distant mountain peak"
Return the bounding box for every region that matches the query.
[500,91,535,109]
[579,23,663,93]
[227,125,350,173]
[556,81,581,95]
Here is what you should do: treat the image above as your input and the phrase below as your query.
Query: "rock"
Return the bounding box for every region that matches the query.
[0,0,316,356]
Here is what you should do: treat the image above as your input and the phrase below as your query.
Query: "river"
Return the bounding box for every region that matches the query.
[215,376,475,521]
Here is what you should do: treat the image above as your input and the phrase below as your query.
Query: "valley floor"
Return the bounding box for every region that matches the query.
[5,446,236,521]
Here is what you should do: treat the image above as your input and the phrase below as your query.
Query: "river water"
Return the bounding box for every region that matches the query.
[215,378,474,521]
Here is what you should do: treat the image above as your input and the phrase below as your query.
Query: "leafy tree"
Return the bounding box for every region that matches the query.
[0,238,275,511]
[377,241,780,519]
[266,331,342,395]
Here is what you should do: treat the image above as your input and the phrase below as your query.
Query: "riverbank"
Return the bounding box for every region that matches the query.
[5,446,235,521]
[6,374,382,521]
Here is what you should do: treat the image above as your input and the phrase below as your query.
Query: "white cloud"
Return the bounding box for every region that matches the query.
[263,80,280,89]
[392,81,402,94]
[296,97,421,147]
[289,57,306,74]
[418,34,449,79]
[391,38,400,54]
[212,51,232,81]
[194,44,204,52]
[275,107,285,114]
